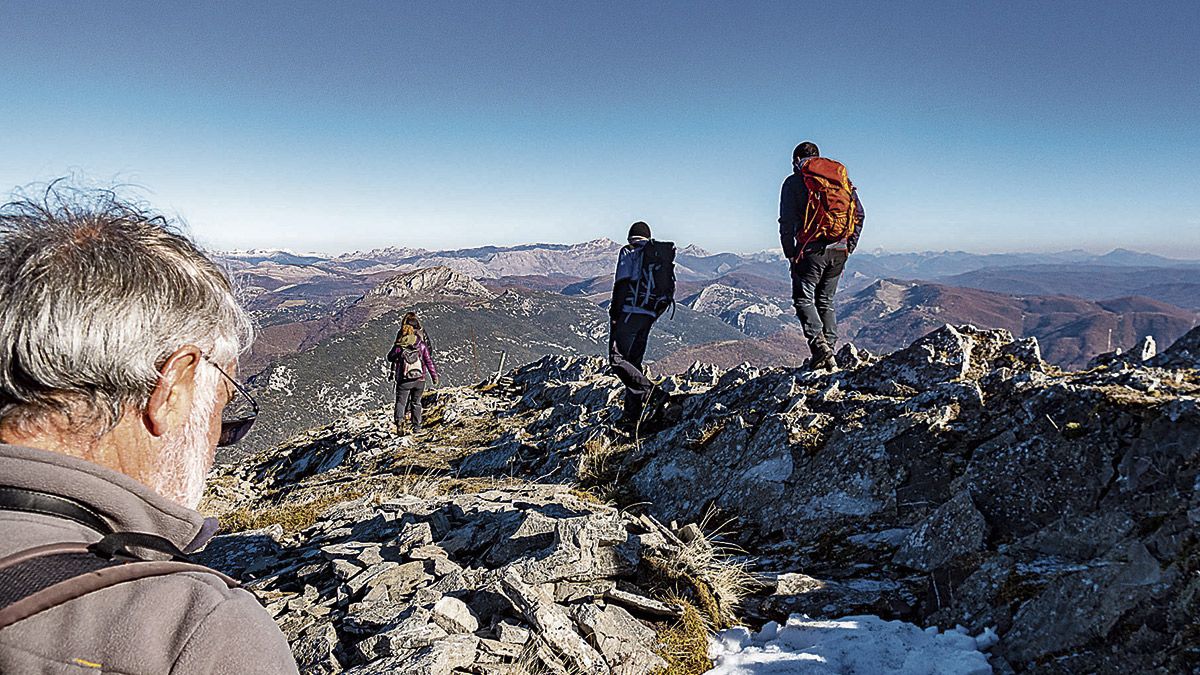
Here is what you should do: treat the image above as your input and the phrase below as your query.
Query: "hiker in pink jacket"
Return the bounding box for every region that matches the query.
[386,312,439,434]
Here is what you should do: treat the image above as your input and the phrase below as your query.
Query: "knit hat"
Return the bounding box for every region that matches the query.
[628,221,651,240]
[793,141,820,160]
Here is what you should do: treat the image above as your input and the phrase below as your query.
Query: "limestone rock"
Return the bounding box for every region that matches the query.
[1150,323,1200,370]
[495,620,532,645]
[500,572,607,674]
[291,621,340,674]
[605,587,681,618]
[893,491,988,572]
[430,596,479,634]
[194,525,283,577]
[1000,542,1167,665]
[355,610,449,661]
[856,324,1014,391]
[362,561,429,602]
[835,342,874,369]
[349,634,478,675]
[572,603,667,674]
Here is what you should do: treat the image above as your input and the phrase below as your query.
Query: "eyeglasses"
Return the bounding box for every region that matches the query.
[202,356,259,447]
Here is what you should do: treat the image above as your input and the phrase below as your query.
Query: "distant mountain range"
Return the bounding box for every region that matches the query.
[837,280,1197,367]
[935,264,1200,310]
[218,242,1199,458]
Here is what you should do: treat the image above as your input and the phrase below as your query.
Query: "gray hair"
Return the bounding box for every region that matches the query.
[0,184,254,433]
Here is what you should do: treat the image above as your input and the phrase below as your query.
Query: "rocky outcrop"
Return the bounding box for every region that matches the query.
[1150,323,1200,370]
[366,266,496,305]
[198,485,679,674]
[683,283,789,337]
[205,321,1200,673]
[463,323,1200,673]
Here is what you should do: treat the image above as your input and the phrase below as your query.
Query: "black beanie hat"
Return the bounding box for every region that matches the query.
[793,141,820,160]
[628,221,651,240]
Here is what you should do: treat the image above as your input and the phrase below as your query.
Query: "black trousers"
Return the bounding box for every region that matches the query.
[790,248,848,356]
[394,379,425,428]
[609,313,656,416]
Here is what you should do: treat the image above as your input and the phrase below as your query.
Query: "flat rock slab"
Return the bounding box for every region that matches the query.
[572,603,667,674]
[894,491,988,572]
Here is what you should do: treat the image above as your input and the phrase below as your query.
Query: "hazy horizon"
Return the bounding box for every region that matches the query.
[210,237,1200,264]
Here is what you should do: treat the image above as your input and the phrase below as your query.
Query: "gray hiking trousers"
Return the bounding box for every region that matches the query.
[790,247,848,357]
[394,379,425,428]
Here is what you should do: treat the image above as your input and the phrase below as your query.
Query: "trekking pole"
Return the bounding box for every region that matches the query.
[492,350,507,385]
[469,327,480,384]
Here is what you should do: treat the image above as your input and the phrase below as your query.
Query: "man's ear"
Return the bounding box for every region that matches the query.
[144,345,202,437]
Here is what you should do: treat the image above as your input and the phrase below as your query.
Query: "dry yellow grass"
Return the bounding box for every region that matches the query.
[653,599,713,675]
[642,512,757,630]
[578,432,623,483]
[219,488,369,534]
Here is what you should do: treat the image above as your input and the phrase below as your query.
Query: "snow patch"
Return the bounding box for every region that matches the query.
[266,365,296,396]
[706,614,994,675]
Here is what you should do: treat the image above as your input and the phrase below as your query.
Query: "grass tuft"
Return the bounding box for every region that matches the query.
[578,432,622,483]
[653,598,714,675]
[643,513,757,630]
[219,488,370,534]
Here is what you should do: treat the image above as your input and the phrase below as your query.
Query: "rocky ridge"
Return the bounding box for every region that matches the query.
[367,266,497,305]
[201,323,1200,673]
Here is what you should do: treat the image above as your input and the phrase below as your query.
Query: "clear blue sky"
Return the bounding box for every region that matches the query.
[2,1,1197,256]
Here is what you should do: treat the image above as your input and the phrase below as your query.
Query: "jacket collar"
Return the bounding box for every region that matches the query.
[0,443,216,553]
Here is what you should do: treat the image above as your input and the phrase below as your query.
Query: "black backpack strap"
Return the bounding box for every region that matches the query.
[88,531,191,562]
[0,535,239,631]
[0,487,114,536]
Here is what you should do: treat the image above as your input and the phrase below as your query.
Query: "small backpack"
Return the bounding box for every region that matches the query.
[630,240,676,317]
[796,157,858,250]
[399,336,425,381]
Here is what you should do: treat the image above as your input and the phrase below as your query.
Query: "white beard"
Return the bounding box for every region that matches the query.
[151,368,220,509]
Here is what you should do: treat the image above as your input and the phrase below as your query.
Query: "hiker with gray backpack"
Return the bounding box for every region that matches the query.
[386,311,439,435]
[778,141,865,370]
[608,221,675,430]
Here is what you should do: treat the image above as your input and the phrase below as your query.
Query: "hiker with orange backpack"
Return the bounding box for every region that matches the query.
[779,141,865,371]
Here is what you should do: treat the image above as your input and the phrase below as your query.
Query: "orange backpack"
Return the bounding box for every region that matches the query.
[796,157,858,251]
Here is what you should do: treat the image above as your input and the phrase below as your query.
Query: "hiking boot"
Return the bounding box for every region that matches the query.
[642,388,671,423]
[808,340,836,372]
[813,354,838,371]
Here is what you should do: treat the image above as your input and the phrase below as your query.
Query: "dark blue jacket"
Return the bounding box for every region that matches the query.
[778,169,865,259]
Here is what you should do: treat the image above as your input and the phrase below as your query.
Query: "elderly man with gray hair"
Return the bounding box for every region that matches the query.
[0,186,298,673]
